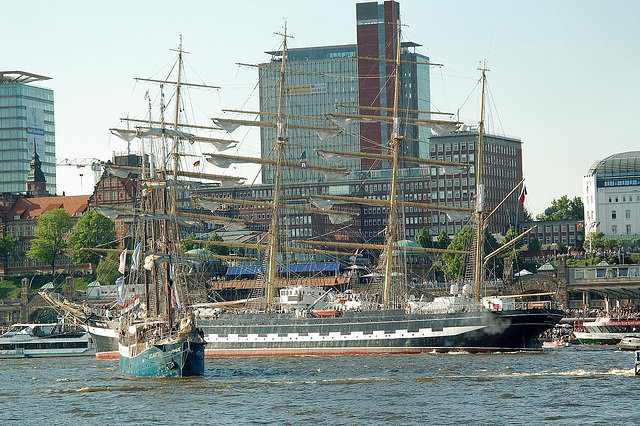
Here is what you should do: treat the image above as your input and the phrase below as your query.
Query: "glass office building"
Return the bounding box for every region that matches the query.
[0,71,56,194]
[258,0,431,185]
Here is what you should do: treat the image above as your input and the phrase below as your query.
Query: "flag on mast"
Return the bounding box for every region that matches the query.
[118,248,127,274]
[131,243,141,270]
[300,151,307,169]
[518,185,527,204]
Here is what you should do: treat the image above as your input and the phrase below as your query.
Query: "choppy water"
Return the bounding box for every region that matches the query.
[1,346,639,425]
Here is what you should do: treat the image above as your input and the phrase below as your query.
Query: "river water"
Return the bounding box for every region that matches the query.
[1,346,638,425]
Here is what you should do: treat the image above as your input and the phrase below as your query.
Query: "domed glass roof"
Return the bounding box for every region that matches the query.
[588,151,640,175]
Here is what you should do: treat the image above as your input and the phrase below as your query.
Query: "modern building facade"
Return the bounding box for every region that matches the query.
[0,71,56,195]
[583,151,640,237]
[520,219,584,249]
[429,130,524,236]
[258,0,431,185]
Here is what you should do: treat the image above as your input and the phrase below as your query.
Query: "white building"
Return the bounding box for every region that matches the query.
[583,151,640,237]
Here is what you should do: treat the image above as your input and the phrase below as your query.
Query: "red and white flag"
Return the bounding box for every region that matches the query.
[518,185,527,204]
[118,248,127,274]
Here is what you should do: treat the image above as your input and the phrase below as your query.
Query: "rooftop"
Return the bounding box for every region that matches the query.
[587,151,640,175]
[0,71,51,84]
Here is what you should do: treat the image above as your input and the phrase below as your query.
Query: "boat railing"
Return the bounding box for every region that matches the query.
[208,275,350,290]
[515,300,553,310]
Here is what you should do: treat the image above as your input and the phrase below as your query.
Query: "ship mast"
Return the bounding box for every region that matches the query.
[166,36,185,325]
[382,21,404,309]
[473,62,488,301]
[265,23,292,310]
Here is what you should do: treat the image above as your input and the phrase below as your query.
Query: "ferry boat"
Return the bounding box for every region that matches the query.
[0,323,94,358]
[573,318,640,345]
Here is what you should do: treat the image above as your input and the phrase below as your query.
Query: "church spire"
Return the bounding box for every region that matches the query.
[26,139,48,196]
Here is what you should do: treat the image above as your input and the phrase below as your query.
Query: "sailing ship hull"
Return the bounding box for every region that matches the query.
[87,317,120,359]
[197,308,564,357]
[119,340,205,377]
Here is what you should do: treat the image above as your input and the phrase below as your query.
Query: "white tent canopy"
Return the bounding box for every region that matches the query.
[515,269,533,277]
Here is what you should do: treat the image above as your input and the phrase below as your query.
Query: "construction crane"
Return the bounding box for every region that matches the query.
[56,158,105,188]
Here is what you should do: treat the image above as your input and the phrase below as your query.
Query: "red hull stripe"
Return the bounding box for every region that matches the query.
[95,351,119,360]
[203,346,541,358]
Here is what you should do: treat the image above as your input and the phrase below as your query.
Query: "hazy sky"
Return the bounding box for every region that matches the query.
[4,0,639,216]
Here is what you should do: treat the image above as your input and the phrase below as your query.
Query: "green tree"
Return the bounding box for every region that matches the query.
[182,232,199,252]
[436,230,451,250]
[96,252,121,285]
[205,232,229,256]
[182,232,229,256]
[67,210,117,266]
[584,231,605,250]
[0,233,17,268]
[527,236,541,254]
[536,195,584,221]
[483,230,503,279]
[27,208,73,275]
[442,226,472,280]
[415,227,434,249]
[603,238,617,250]
[501,226,523,258]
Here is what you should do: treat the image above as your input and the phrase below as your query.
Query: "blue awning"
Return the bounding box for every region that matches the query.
[226,262,340,276]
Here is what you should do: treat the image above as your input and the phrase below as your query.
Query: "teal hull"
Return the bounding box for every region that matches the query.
[119,341,205,377]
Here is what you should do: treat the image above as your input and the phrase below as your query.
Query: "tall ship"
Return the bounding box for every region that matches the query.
[101,37,218,377]
[190,22,564,356]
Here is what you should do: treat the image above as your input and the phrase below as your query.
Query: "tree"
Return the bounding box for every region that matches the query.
[584,231,605,251]
[415,227,434,249]
[182,232,199,253]
[205,232,229,256]
[27,208,73,275]
[436,230,451,250]
[67,210,117,266]
[536,195,584,221]
[182,232,229,256]
[527,236,541,254]
[96,252,121,285]
[0,233,17,265]
[442,226,472,280]
[483,230,503,279]
[501,226,523,258]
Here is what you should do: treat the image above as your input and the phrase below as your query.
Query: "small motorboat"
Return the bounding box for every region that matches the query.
[542,340,570,348]
[616,336,640,351]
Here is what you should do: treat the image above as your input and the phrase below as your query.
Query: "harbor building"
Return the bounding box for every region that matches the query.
[258,0,431,185]
[583,151,640,237]
[428,130,523,236]
[0,71,56,195]
[520,219,584,249]
[0,148,88,277]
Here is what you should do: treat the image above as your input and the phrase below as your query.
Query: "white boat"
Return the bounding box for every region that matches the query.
[574,317,640,345]
[0,322,94,358]
[616,336,640,351]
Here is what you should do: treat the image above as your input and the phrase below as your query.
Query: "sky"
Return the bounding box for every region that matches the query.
[4,0,640,216]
